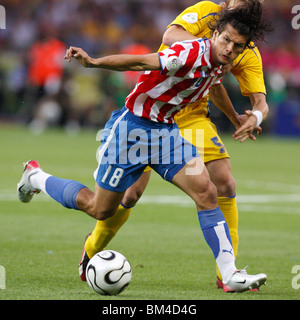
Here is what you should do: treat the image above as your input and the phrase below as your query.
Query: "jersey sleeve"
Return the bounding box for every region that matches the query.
[168,1,221,37]
[231,46,267,96]
[158,41,195,76]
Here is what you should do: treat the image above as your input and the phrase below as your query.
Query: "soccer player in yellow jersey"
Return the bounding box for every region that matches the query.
[81,0,270,289]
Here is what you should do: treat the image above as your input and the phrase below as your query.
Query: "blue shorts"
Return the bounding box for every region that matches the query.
[94,107,199,192]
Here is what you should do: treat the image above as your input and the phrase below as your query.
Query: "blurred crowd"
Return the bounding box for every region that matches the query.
[0,0,299,134]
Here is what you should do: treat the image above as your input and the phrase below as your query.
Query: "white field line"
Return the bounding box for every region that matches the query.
[237,194,300,203]
[237,179,300,193]
[237,204,300,215]
[2,178,300,215]
[139,194,300,205]
[139,195,300,216]
[2,190,300,215]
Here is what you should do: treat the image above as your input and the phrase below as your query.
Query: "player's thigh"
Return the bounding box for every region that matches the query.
[171,157,217,210]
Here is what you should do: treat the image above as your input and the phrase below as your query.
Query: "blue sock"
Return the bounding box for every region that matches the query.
[198,207,232,258]
[45,176,87,210]
[198,207,236,282]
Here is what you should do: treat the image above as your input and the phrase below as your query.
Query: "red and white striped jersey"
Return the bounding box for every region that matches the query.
[125,38,223,124]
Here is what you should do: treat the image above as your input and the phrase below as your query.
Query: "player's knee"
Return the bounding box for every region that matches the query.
[122,187,142,207]
[216,175,236,197]
[193,180,218,209]
[93,208,115,221]
[86,202,116,220]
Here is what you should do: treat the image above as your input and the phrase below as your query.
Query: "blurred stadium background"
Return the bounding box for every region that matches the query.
[0,0,299,136]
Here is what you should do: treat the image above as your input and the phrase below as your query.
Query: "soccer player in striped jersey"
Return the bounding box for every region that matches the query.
[82,0,271,291]
[18,2,269,292]
[158,0,269,289]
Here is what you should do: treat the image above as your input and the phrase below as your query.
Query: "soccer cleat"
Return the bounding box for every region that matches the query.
[217,275,259,292]
[216,276,223,289]
[222,268,267,293]
[17,160,41,203]
[79,234,91,282]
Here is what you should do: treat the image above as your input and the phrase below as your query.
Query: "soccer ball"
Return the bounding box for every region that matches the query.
[85,250,132,296]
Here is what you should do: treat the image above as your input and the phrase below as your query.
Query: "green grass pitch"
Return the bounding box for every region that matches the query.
[0,123,300,300]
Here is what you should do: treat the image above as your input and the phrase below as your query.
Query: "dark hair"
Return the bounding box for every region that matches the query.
[209,0,273,48]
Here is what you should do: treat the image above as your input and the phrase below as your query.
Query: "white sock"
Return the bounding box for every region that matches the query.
[214,223,237,283]
[198,208,237,283]
[29,170,52,195]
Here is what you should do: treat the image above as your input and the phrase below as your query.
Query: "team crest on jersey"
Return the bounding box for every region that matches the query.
[182,12,198,24]
[166,56,182,71]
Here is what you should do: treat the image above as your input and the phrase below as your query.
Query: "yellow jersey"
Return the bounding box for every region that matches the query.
[158,1,266,122]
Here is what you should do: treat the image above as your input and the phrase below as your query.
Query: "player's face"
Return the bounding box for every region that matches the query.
[211,23,248,66]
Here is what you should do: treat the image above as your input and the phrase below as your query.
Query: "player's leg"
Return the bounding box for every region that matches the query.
[18,107,143,221]
[18,159,125,220]
[84,169,151,259]
[170,157,267,292]
[150,122,237,283]
[179,117,240,285]
[206,158,236,198]
[203,124,240,286]
[76,182,125,220]
[79,107,153,280]
[206,157,239,284]
[122,168,152,207]
[171,157,237,284]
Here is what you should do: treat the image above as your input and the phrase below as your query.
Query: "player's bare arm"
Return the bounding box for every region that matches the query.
[233,92,268,142]
[248,92,269,121]
[162,24,198,46]
[64,46,161,71]
[210,84,240,128]
[210,84,258,141]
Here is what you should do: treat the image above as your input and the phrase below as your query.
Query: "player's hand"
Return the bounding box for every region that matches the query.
[64,46,92,67]
[244,110,262,135]
[221,61,234,76]
[233,110,262,143]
